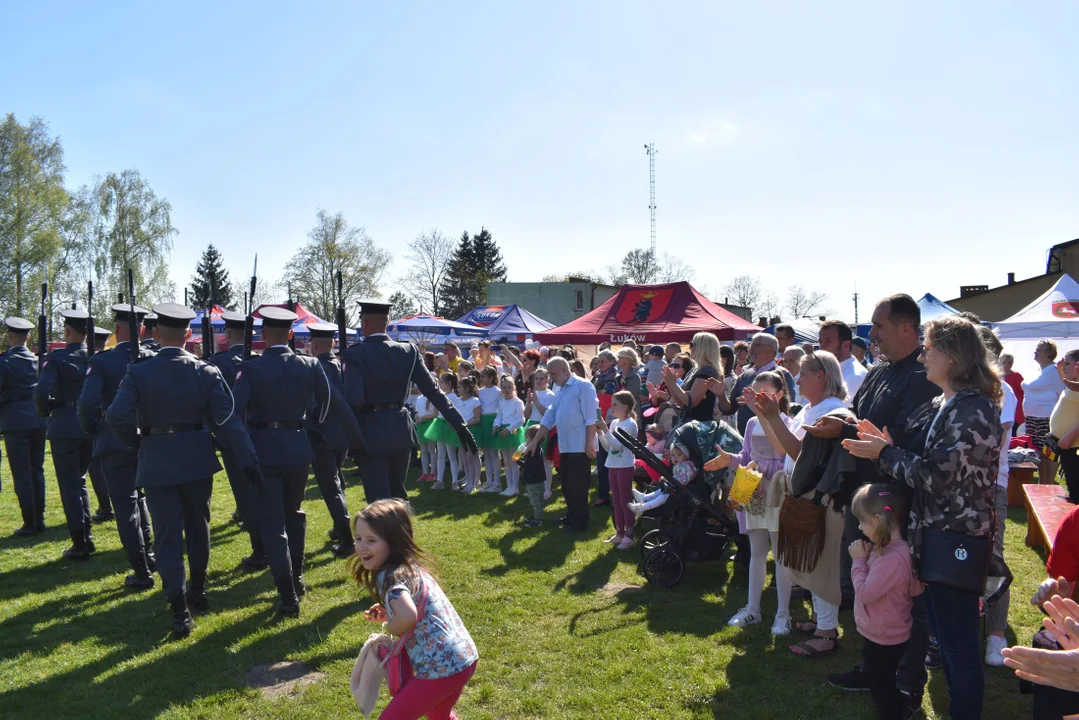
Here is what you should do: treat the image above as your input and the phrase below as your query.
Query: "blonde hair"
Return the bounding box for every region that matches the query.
[851,484,907,551]
[691,332,722,375]
[925,317,1003,406]
[801,350,847,402]
[616,347,641,368]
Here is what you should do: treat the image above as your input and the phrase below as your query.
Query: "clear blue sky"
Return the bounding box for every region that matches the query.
[4,1,1077,320]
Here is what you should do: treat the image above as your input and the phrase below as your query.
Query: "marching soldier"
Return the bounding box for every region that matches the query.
[106,303,259,638]
[77,304,157,590]
[140,313,160,352]
[232,307,362,616]
[0,317,48,536]
[86,325,117,524]
[207,310,266,569]
[304,322,352,557]
[34,309,95,560]
[341,300,476,501]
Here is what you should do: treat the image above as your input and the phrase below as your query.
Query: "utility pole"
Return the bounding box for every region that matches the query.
[644,143,657,252]
[852,285,860,325]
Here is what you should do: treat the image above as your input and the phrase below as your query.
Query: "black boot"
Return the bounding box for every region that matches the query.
[240,552,268,570]
[275,578,300,618]
[331,540,353,558]
[145,550,158,574]
[91,508,114,523]
[293,574,307,598]
[13,524,36,537]
[62,544,90,561]
[168,590,194,638]
[187,570,209,613]
[86,537,96,554]
[124,555,155,591]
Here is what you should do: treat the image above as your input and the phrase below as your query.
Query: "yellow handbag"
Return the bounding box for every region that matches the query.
[728,466,763,510]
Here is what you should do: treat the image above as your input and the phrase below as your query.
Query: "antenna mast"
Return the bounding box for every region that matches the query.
[644,143,657,252]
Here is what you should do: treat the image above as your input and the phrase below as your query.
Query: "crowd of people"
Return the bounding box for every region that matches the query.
[6,290,1079,720]
[393,295,1079,720]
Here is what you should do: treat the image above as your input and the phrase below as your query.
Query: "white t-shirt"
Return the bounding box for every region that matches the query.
[998,382,1017,488]
[440,392,459,420]
[1023,364,1066,418]
[840,356,868,407]
[477,385,501,414]
[602,417,639,469]
[530,388,556,422]
[455,395,482,426]
[783,396,847,475]
[414,395,434,422]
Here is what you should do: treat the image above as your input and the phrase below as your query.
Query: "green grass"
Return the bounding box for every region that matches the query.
[0,458,1054,719]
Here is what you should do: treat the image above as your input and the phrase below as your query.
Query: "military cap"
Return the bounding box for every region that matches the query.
[93,326,113,339]
[307,322,338,340]
[4,316,34,333]
[61,309,90,332]
[152,303,196,329]
[221,310,247,330]
[111,303,150,322]
[356,299,391,316]
[260,306,298,329]
[142,313,158,329]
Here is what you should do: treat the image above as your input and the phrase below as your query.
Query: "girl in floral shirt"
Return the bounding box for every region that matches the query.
[352,499,479,719]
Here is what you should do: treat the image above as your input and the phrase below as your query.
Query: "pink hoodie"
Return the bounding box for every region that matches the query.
[851,539,925,646]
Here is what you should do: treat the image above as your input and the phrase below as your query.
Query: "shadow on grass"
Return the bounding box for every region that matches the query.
[0,545,133,602]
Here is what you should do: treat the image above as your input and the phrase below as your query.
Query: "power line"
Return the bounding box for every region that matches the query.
[644,143,657,251]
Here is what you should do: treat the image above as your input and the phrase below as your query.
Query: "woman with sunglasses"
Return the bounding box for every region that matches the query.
[661,333,723,424]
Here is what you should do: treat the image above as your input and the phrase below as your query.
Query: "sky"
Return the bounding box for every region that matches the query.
[4,1,1078,322]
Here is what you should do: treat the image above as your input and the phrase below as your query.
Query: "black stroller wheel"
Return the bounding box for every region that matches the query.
[643,547,685,588]
[639,528,674,560]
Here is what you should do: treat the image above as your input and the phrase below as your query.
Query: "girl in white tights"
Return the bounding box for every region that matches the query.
[705,372,794,635]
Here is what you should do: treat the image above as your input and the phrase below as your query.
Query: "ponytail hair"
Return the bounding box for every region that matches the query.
[753,371,790,415]
[439,371,458,394]
[851,483,907,551]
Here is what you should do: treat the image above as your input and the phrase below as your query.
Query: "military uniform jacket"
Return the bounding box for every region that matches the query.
[306,352,349,452]
[233,346,362,467]
[34,342,91,440]
[208,345,244,388]
[340,334,466,453]
[78,341,155,460]
[105,347,257,488]
[0,346,46,433]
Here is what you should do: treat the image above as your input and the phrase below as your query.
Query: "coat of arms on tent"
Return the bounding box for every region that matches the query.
[617,288,674,325]
[1052,300,1079,319]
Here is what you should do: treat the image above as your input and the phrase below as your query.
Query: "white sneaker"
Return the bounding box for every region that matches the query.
[616,536,634,550]
[632,489,645,502]
[627,501,645,516]
[771,614,792,636]
[727,607,762,627]
[431,482,445,490]
[985,635,1008,667]
[499,489,517,497]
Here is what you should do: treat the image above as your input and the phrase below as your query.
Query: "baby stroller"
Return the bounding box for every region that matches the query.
[614,426,744,588]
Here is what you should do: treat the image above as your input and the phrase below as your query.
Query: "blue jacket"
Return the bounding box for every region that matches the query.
[34,342,91,440]
[233,346,362,467]
[0,345,46,433]
[77,341,155,460]
[306,352,349,452]
[208,345,244,387]
[106,346,257,488]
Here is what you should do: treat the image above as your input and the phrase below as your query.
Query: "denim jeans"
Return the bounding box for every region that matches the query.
[924,583,984,719]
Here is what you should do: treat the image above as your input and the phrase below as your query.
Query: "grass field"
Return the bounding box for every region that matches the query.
[0,458,1054,719]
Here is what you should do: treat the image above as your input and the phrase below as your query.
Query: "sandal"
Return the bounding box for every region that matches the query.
[591,498,610,507]
[789,635,839,658]
[794,619,818,634]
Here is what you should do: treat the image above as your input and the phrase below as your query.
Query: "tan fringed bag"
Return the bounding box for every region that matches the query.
[777,494,827,574]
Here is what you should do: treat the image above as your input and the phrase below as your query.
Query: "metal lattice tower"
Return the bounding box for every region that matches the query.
[644,143,657,251]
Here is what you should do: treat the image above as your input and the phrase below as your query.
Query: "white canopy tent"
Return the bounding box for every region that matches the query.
[994,273,1079,381]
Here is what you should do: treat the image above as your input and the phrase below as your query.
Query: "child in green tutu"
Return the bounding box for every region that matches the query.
[455,377,483,493]
[492,375,525,497]
[423,372,461,490]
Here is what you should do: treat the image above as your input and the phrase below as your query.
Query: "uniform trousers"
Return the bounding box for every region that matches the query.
[144,478,212,595]
[101,455,153,567]
[4,428,47,527]
[357,449,411,502]
[559,452,592,529]
[87,456,112,515]
[50,438,93,547]
[312,446,350,539]
[252,464,308,585]
[220,446,264,556]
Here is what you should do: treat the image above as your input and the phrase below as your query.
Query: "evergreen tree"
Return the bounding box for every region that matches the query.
[437,231,477,319]
[190,243,234,309]
[387,290,416,320]
[470,227,507,292]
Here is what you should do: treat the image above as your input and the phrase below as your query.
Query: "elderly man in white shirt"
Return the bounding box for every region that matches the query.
[781,346,806,405]
[818,320,867,408]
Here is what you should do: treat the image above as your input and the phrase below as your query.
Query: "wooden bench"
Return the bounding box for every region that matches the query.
[1008,461,1040,507]
[1024,483,1071,550]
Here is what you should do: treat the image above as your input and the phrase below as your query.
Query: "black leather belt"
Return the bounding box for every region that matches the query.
[142,423,204,435]
[249,420,304,430]
[356,402,403,413]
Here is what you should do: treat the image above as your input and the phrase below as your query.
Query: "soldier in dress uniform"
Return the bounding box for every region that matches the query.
[341,300,476,501]
[232,307,363,616]
[207,310,266,569]
[86,325,117,524]
[106,303,259,638]
[0,317,48,536]
[77,304,157,590]
[304,322,352,557]
[140,313,160,352]
[34,309,95,560]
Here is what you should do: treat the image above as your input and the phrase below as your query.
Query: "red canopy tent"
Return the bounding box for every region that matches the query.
[535,282,761,345]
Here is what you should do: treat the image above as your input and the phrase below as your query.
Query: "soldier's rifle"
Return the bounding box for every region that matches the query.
[243,255,257,360]
[37,282,47,375]
[127,270,139,363]
[86,280,95,357]
[335,271,347,353]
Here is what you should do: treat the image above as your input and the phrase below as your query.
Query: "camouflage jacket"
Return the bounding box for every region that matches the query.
[878,389,1002,562]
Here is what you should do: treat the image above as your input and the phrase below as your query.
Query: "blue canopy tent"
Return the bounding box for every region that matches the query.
[387,313,488,346]
[457,304,554,343]
[765,319,819,345]
[852,294,962,338]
